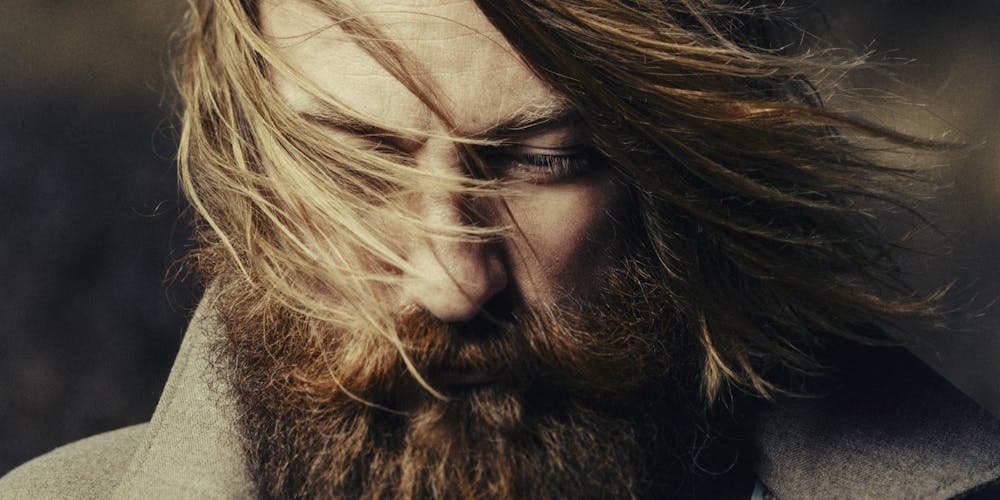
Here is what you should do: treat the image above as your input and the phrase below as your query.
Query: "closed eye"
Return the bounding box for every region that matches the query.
[479,145,602,183]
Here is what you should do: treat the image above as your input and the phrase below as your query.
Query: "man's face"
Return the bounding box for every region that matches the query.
[262,0,629,322]
[228,1,709,497]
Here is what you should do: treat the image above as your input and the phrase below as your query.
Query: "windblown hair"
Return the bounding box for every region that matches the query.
[178,0,941,404]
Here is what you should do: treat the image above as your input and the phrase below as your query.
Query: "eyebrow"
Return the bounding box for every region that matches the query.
[479,101,578,138]
[288,93,578,148]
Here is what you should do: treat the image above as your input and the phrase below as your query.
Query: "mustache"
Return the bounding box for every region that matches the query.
[341,292,671,405]
[397,296,527,364]
[389,299,539,394]
[218,259,677,413]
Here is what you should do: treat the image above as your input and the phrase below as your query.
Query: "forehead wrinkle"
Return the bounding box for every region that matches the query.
[265,8,433,130]
[284,83,572,146]
[265,0,518,51]
[355,10,515,48]
[266,0,565,139]
[261,0,351,46]
[332,0,529,77]
[265,0,513,46]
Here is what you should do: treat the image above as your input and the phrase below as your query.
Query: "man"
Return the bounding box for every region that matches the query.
[2,0,998,498]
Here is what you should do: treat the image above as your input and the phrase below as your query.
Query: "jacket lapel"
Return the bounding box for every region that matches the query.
[111,295,253,498]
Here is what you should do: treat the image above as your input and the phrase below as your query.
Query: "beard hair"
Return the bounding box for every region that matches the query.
[212,247,727,499]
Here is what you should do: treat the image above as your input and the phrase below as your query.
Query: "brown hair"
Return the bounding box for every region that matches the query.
[178,0,943,404]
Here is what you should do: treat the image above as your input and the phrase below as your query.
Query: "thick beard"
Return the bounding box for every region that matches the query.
[213,251,741,499]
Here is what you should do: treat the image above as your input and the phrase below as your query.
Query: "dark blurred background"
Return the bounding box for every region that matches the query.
[1,1,194,474]
[1,0,998,475]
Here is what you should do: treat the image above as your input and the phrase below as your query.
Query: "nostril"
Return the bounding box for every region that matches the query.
[401,244,508,322]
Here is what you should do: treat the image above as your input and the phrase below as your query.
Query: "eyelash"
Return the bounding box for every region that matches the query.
[485,149,598,182]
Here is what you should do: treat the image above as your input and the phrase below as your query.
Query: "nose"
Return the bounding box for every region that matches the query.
[402,226,508,322]
[399,146,509,322]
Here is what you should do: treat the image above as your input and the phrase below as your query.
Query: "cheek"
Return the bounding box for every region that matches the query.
[503,173,629,303]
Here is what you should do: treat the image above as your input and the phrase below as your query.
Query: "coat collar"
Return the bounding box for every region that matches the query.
[752,348,1000,498]
[111,295,253,497]
[111,296,1000,498]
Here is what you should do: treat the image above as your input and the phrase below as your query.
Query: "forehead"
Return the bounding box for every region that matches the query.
[260,0,561,133]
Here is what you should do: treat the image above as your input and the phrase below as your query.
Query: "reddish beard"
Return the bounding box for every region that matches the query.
[213,254,741,499]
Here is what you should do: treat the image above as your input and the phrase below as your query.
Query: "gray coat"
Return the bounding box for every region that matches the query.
[2,298,998,499]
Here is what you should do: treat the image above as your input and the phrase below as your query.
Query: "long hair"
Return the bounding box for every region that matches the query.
[177,0,942,404]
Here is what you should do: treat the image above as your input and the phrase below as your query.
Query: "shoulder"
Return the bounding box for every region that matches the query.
[0,424,148,499]
[753,348,1000,499]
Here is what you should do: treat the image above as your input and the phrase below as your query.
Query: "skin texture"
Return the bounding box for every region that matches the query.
[230,3,745,497]
[173,0,958,495]
[262,0,629,322]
